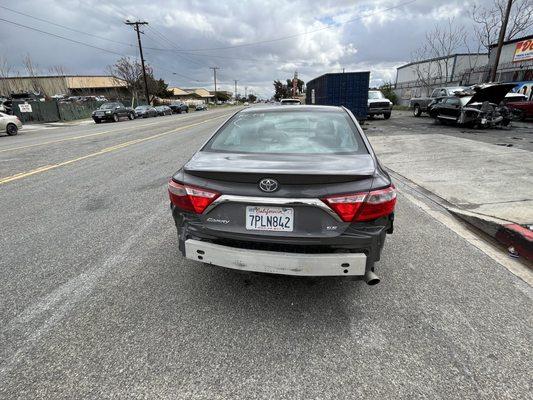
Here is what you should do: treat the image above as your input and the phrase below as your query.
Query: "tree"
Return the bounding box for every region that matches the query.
[273,77,304,100]
[142,67,172,101]
[379,82,398,105]
[273,80,287,101]
[248,94,257,103]
[107,57,144,101]
[0,56,13,96]
[471,0,533,51]
[410,18,467,95]
[22,54,43,94]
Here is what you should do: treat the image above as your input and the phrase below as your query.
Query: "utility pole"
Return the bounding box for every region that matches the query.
[245,86,248,99]
[234,80,238,99]
[125,20,150,104]
[210,67,219,103]
[490,0,513,82]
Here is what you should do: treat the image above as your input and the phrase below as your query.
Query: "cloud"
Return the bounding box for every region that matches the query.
[0,0,483,97]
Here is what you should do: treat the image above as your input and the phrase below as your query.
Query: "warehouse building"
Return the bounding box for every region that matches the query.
[462,34,533,98]
[394,34,533,106]
[0,75,128,98]
[394,53,488,105]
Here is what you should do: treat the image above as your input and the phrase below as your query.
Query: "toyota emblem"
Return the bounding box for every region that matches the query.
[259,178,279,192]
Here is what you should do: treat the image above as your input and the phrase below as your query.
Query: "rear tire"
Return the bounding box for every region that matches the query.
[413,104,421,117]
[6,123,18,135]
[383,112,391,119]
[113,114,119,122]
[128,112,135,120]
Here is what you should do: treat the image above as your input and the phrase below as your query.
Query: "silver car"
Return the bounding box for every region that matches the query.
[0,112,23,136]
[169,106,396,284]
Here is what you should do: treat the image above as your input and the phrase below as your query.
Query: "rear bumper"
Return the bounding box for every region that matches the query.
[185,239,366,276]
[172,206,391,274]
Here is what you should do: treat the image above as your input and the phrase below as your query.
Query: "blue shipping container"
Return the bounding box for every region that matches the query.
[305,72,370,119]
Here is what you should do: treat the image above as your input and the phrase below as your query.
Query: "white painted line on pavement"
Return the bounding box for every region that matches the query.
[399,186,533,288]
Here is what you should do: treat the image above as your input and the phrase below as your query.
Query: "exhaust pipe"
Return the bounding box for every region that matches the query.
[364,270,380,285]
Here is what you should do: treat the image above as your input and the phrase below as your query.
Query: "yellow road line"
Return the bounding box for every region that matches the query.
[0,114,228,185]
[0,120,165,154]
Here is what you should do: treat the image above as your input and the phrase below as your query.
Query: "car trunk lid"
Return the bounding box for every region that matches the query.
[184,151,375,184]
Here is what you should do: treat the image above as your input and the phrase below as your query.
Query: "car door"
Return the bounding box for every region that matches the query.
[439,97,460,119]
[433,97,451,118]
[117,103,127,117]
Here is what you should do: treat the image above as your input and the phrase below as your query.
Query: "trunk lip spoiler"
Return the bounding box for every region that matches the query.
[202,194,343,222]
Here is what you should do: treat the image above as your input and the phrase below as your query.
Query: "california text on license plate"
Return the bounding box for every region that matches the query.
[246,206,294,232]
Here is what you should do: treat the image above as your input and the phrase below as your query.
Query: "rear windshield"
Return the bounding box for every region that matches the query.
[203,110,367,154]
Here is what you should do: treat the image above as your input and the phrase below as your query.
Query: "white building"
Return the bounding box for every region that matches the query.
[394,53,487,105]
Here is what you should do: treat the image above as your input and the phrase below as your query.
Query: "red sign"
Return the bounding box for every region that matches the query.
[513,39,533,63]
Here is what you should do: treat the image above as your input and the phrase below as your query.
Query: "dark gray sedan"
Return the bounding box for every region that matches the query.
[134,105,158,118]
[168,106,396,284]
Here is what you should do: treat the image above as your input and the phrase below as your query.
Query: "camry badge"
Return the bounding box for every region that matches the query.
[259,178,279,192]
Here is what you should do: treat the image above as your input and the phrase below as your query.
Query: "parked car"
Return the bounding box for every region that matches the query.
[428,83,515,128]
[505,97,533,120]
[92,102,134,123]
[155,105,172,116]
[367,90,392,119]
[134,105,158,118]
[0,112,22,135]
[280,98,301,105]
[410,86,467,117]
[169,102,189,114]
[168,105,396,284]
[195,103,208,111]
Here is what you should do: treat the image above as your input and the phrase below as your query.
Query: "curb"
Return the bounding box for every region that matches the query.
[447,208,533,261]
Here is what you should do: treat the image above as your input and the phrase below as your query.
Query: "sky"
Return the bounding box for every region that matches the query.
[0,0,497,98]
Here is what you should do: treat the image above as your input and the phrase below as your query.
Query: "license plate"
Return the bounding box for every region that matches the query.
[246,206,293,232]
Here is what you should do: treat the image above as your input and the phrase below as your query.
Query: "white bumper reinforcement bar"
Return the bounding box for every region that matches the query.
[185,239,366,276]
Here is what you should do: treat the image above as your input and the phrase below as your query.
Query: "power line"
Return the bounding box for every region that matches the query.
[144,26,205,68]
[0,17,126,57]
[0,17,203,84]
[174,0,417,52]
[0,4,132,47]
[0,5,272,64]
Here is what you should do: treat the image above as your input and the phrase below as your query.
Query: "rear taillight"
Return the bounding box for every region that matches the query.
[322,186,396,222]
[168,180,220,214]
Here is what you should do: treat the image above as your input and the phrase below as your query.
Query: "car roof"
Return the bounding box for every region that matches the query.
[240,105,344,113]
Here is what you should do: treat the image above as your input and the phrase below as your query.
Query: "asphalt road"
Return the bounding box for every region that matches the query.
[0,108,531,399]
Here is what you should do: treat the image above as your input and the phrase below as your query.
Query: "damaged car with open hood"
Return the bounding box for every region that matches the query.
[428,83,515,128]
